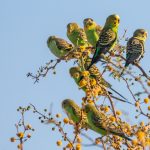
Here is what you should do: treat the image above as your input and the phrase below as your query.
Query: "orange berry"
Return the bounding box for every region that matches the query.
[147,81,150,86]
[79,46,86,52]
[116,110,122,116]
[79,79,87,87]
[10,137,16,142]
[76,143,81,150]
[56,113,61,118]
[66,143,73,148]
[136,131,145,141]
[27,134,31,138]
[90,78,96,86]
[109,116,116,122]
[148,106,150,111]
[108,66,113,72]
[17,132,24,139]
[63,118,69,124]
[87,100,94,104]
[104,106,110,112]
[145,138,150,146]
[17,144,23,149]
[26,124,32,130]
[77,137,82,143]
[135,101,140,107]
[81,71,89,77]
[56,140,62,146]
[132,139,138,146]
[140,122,144,126]
[144,98,149,104]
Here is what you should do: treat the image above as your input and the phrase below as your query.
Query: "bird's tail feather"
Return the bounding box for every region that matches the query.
[120,62,129,76]
[111,95,133,105]
[120,67,126,76]
[98,126,132,141]
[110,130,132,141]
[109,87,129,102]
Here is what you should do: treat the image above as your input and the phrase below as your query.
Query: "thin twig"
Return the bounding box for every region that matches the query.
[122,77,149,118]
[115,54,150,80]
[30,103,75,150]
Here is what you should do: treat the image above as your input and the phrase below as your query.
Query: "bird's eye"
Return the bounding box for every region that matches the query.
[90,19,93,21]
[63,102,66,105]
[141,31,144,35]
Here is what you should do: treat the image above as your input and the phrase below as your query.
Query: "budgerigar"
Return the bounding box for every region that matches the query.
[84,104,132,141]
[83,18,102,47]
[87,14,120,70]
[120,29,148,75]
[62,99,89,128]
[67,22,90,47]
[47,36,73,58]
[69,66,131,104]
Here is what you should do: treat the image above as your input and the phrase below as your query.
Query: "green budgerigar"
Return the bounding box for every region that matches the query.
[67,22,90,47]
[84,104,132,141]
[47,36,73,58]
[83,18,102,47]
[120,29,148,75]
[87,14,120,70]
[69,65,131,104]
[62,99,89,128]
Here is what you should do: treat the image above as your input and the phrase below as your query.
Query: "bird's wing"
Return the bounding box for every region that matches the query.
[55,38,73,50]
[126,38,144,63]
[97,29,116,46]
[78,28,88,41]
[72,105,82,119]
[89,65,110,87]
[91,112,105,128]
[96,25,102,35]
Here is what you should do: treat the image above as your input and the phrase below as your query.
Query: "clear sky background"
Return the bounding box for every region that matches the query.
[1,0,150,150]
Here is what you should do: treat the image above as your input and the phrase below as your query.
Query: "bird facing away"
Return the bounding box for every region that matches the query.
[67,22,90,47]
[83,18,102,47]
[62,99,89,128]
[87,14,120,70]
[47,36,73,58]
[84,104,132,141]
[120,29,148,75]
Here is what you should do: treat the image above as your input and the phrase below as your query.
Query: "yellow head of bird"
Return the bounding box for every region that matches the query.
[62,99,75,110]
[47,35,57,44]
[105,14,120,28]
[69,67,81,77]
[67,23,80,34]
[84,104,95,113]
[133,29,148,41]
[83,18,97,30]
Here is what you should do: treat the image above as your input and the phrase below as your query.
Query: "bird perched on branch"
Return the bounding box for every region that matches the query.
[84,104,132,141]
[62,99,89,128]
[87,14,120,70]
[67,22,90,47]
[69,65,131,104]
[83,18,102,47]
[120,29,148,75]
[47,36,73,58]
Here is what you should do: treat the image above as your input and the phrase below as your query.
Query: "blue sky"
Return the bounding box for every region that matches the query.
[1,0,150,149]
